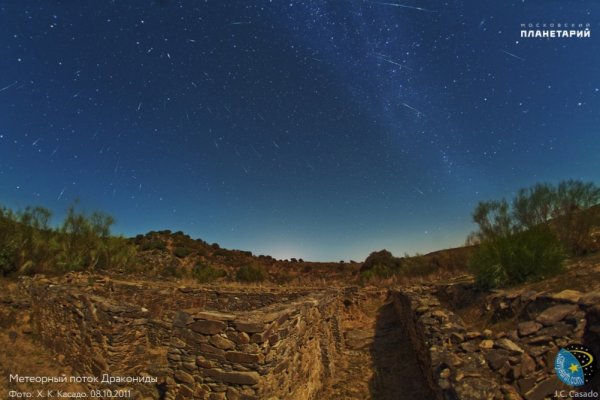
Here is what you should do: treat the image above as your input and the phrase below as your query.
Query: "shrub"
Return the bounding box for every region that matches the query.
[193,264,226,283]
[360,263,396,283]
[472,180,600,255]
[469,226,565,288]
[173,247,194,258]
[361,249,402,273]
[141,240,167,251]
[162,259,183,278]
[468,180,599,287]
[236,263,267,282]
[0,203,137,275]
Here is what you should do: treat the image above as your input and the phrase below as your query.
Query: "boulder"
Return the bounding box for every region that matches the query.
[549,290,582,304]
[517,321,542,337]
[209,335,236,350]
[524,377,563,400]
[495,338,524,354]
[190,320,227,335]
[535,304,578,326]
[206,369,260,385]
[485,349,510,370]
[579,291,600,307]
[174,370,195,384]
[537,322,572,338]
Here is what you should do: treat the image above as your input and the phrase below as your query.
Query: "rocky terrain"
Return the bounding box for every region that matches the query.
[1,253,599,400]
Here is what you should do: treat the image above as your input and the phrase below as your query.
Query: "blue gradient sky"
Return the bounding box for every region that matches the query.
[1,1,599,261]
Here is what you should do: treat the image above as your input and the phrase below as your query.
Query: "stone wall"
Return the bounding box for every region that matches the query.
[166,294,342,399]
[388,287,503,400]
[28,283,171,399]
[18,277,343,400]
[429,284,600,399]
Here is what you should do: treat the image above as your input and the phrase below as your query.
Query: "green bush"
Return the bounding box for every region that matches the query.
[173,247,194,258]
[140,240,167,251]
[359,263,396,283]
[468,179,599,288]
[471,180,600,255]
[0,203,137,275]
[236,263,267,282]
[193,264,226,283]
[469,226,565,288]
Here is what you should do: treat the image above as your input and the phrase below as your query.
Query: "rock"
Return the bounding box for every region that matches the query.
[520,353,536,375]
[528,346,549,358]
[174,312,190,327]
[190,320,227,335]
[192,311,236,321]
[454,371,465,382]
[226,388,241,400]
[178,384,194,398]
[225,351,263,364]
[496,338,524,354]
[450,332,465,344]
[579,291,600,307]
[228,331,250,345]
[486,349,510,370]
[174,370,195,384]
[432,309,449,321]
[537,322,572,338]
[517,321,542,337]
[461,341,479,352]
[209,335,236,350]
[535,304,578,326]
[415,306,429,314]
[182,361,196,371]
[524,377,563,400]
[483,329,493,339]
[199,343,226,357]
[501,384,523,400]
[517,377,536,394]
[438,378,451,390]
[196,356,217,369]
[235,321,266,333]
[448,353,464,367]
[542,348,558,373]
[499,362,511,378]
[507,330,520,342]
[523,335,552,345]
[206,369,260,385]
[440,368,451,379]
[171,337,187,349]
[508,364,522,380]
[465,331,481,340]
[550,290,583,304]
[479,339,494,349]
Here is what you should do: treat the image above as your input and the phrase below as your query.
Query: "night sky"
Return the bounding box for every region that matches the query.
[1,1,599,261]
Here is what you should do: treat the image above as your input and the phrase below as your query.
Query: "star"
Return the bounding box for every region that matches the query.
[569,364,579,373]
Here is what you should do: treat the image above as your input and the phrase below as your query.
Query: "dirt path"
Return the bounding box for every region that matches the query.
[324,291,436,399]
[370,302,436,399]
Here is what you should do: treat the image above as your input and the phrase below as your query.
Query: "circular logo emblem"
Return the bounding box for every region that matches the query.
[554,344,596,387]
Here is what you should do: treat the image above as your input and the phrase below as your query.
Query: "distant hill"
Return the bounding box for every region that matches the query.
[130,230,361,284]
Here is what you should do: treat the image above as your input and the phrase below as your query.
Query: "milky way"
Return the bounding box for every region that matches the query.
[1,1,599,261]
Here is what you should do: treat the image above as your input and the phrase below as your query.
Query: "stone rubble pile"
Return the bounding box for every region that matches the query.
[393,286,600,400]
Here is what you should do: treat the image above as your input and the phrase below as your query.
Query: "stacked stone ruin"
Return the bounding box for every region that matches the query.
[2,274,599,399]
